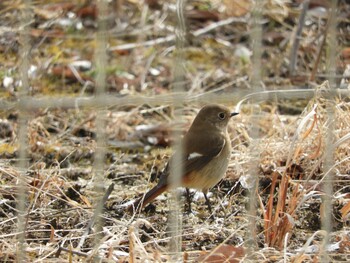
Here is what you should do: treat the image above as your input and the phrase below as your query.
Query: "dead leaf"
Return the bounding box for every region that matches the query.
[51,65,93,82]
[145,0,162,9]
[340,200,350,220]
[295,0,330,8]
[30,28,65,38]
[186,10,219,22]
[76,4,97,19]
[224,0,252,17]
[197,245,244,263]
[341,47,350,64]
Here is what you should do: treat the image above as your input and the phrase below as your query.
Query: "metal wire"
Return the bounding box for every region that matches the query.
[4,0,348,261]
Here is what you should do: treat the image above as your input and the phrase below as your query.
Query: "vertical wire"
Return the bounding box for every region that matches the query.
[321,0,338,262]
[91,0,108,258]
[168,0,187,260]
[16,0,31,261]
[246,0,263,254]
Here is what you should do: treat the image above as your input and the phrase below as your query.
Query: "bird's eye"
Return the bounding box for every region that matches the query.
[218,112,226,120]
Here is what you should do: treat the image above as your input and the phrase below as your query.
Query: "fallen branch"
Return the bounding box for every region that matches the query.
[109,16,248,51]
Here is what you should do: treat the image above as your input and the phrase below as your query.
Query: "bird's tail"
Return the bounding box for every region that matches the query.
[128,184,168,213]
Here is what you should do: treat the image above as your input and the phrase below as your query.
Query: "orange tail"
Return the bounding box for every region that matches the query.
[130,184,168,212]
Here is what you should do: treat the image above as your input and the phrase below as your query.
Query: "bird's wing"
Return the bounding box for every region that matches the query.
[183,133,226,174]
[158,132,226,185]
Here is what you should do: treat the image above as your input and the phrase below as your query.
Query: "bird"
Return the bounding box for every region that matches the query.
[129,104,238,214]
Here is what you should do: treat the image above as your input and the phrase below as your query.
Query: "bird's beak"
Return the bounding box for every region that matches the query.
[230,112,239,117]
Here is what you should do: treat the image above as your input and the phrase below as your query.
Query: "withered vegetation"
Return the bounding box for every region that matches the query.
[0,0,350,262]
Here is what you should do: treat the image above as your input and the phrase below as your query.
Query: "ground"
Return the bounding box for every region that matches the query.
[0,0,350,262]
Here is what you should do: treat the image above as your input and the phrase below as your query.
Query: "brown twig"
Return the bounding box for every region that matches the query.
[55,246,90,258]
[76,183,115,249]
[310,12,331,82]
[289,0,310,75]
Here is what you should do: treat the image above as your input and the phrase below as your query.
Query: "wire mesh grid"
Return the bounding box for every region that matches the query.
[0,0,349,262]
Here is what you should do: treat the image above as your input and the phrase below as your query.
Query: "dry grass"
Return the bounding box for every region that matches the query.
[1,89,350,261]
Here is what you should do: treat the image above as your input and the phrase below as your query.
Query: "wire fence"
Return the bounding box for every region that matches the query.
[0,0,349,262]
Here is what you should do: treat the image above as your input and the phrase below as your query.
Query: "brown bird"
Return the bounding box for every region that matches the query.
[130,104,238,213]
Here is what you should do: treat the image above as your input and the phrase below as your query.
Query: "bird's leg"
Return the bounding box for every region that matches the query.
[185,188,192,213]
[203,191,213,215]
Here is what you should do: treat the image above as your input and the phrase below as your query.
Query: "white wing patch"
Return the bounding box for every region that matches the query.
[188,152,203,160]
